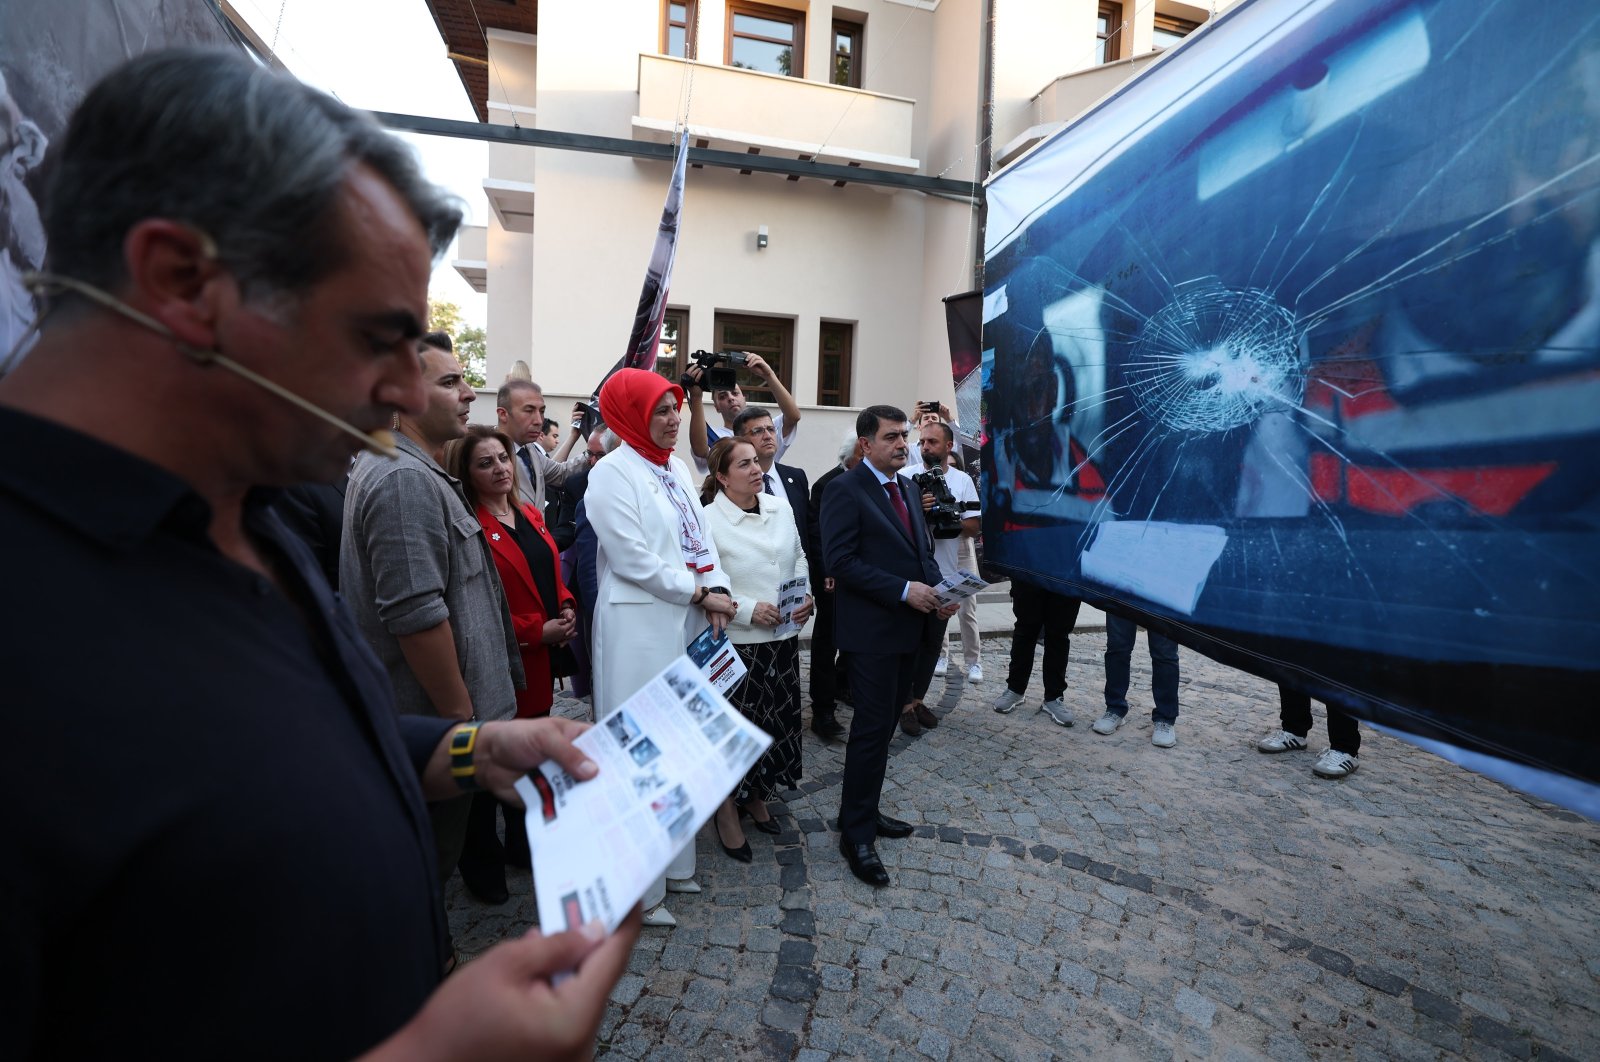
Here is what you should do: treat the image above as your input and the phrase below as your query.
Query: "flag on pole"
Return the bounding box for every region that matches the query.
[578,133,690,436]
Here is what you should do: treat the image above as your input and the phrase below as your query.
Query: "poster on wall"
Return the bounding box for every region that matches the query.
[981,0,1600,813]
[0,0,241,373]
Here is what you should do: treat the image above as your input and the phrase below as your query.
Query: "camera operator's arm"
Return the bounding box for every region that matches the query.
[745,354,801,439]
[552,403,585,461]
[684,366,711,462]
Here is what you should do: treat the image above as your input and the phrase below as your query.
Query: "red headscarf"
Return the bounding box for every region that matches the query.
[600,368,684,466]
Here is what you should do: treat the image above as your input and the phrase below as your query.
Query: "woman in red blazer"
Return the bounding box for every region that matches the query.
[448,426,577,719]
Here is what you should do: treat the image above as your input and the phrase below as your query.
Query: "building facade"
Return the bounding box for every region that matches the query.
[428,0,1230,472]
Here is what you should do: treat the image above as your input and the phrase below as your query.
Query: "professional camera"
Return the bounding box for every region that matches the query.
[681,349,750,392]
[910,466,980,539]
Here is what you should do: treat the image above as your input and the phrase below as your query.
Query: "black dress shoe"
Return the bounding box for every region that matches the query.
[458,864,510,905]
[874,813,914,839]
[740,805,781,835]
[715,817,753,863]
[839,837,890,887]
[810,709,845,742]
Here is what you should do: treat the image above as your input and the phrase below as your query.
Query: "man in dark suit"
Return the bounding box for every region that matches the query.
[732,406,808,547]
[821,405,959,887]
[807,431,864,741]
[274,474,348,586]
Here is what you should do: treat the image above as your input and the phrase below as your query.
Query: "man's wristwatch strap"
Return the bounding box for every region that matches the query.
[449,723,481,791]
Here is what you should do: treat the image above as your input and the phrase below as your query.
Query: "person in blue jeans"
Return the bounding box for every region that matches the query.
[1092,613,1181,747]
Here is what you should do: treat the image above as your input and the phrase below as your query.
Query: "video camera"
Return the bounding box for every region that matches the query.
[682,349,750,392]
[910,466,980,540]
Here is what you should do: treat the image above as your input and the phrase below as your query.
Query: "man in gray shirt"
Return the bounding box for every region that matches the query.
[342,335,522,903]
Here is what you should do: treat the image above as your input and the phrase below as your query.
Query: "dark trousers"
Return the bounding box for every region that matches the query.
[838,650,919,845]
[459,790,507,879]
[1279,685,1360,754]
[1104,613,1180,723]
[1005,582,1082,700]
[910,615,952,701]
[808,586,849,711]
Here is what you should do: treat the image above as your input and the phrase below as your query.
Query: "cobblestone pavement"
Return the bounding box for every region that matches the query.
[448,631,1600,1060]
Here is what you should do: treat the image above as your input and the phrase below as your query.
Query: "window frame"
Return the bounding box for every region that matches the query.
[831,17,864,88]
[661,0,698,60]
[653,307,690,383]
[1152,11,1202,49]
[1096,1,1124,64]
[713,311,794,404]
[724,1,806,79]
[817,321,854,407]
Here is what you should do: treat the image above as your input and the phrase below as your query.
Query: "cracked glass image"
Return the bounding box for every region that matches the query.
[981,0,1600,795]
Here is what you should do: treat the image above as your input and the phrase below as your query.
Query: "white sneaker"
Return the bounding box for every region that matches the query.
[934,654,948,677]
[1039,698,1074,727]
[641,903,677,927]
[1257,729,1308,753]
[1091,712,1124,736]
[665,877,701,894]
[967,663,983,684]
[1151,721,1177,748]
[992,688,1025,714]
[1312,749,1359,778]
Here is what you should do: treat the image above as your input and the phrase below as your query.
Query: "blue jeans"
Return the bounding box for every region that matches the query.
[1103,614,1180,723]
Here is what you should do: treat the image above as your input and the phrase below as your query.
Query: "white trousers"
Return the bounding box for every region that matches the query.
[641,839,698,909]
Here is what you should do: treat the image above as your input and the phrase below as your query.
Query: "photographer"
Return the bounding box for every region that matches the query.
[683,351,802,473]
[900,420,981,735]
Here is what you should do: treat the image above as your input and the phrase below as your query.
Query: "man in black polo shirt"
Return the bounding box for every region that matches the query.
[0,51,637,1060]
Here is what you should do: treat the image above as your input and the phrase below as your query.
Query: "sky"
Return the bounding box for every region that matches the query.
[232,0,490,328]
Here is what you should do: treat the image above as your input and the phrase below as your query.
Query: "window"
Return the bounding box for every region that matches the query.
[831,18,863,88]
[1153,12,1201,49]
[662,1,697,59]
[818,322,853,407]
[1096,2,1124,64]
[654,308,689,382]
[726,2,804,78]
[714,311,793,404]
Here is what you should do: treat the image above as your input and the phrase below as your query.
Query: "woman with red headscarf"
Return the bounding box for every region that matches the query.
[586,368,738,927]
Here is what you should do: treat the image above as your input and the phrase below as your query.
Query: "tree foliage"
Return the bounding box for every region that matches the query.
[427,299,488,388]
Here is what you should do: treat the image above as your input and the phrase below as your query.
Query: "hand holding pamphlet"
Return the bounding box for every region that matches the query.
[933,568,988,607]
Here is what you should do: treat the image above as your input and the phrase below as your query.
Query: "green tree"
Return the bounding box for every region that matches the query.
[427,299,488,388]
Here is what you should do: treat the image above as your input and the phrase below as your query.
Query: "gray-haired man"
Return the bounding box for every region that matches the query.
[0,49,635,1060]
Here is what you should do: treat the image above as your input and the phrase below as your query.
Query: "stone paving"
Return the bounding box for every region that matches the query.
[448,629,1600,1060]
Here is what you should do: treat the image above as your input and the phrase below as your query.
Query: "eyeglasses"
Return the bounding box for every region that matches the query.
[586,451,603,461]
[743,426,778,437]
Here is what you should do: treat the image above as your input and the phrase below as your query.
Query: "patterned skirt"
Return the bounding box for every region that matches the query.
[730,637,803,803]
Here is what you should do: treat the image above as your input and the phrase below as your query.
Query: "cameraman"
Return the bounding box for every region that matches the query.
[684,352,802,474]
[899,420,981,735]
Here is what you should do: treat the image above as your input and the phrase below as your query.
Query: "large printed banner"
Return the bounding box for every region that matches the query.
[981,0,1600,813]
[0,0,238,373]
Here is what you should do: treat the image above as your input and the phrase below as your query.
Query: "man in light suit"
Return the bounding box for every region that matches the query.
[496,378,587,509]
[821,404,959,888]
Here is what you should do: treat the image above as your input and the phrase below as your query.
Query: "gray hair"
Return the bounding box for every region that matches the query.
[43,49,462,306]
[837,427,859,464]
[596,428,622,454]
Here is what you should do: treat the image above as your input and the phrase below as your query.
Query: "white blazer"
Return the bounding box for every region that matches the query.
[586,443,723,715]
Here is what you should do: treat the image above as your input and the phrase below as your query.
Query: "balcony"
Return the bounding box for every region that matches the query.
[451,223,487,293]
[633,54,918,174]
[996,53,1163,169]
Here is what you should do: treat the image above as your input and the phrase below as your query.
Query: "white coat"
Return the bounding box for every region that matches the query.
[586,442,724,715]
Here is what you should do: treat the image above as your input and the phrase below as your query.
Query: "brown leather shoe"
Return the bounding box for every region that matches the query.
[913,701,939,729]
[899,707,923,736]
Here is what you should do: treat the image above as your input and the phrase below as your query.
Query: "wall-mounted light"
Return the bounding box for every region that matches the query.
[757,225,769,250]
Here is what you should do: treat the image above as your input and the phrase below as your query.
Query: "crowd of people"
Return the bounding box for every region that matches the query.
[1,48,1363,1058]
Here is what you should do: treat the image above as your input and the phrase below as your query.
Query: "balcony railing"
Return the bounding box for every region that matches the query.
[633,54,918,173]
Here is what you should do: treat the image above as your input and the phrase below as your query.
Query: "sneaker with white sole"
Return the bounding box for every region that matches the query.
[967,663,984,684]
[1312,749,1359,778]
[992,688,1025,714]
[1039,698,1074,727]
[934,654,948,677]
[1151,721,1177,748]
[1256,729,1308,753]
[1091,711,1125,736]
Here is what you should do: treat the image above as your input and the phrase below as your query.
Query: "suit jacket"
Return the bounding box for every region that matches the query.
[476,501,576,718]
[273,476,347,586]
[516,441,587,511]
[810,462,848,581]
[543,465,588,552]
[767,461,810,566]
[820,461,941,655]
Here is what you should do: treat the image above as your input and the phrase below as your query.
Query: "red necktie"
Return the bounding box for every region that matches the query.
[884,479,912,539]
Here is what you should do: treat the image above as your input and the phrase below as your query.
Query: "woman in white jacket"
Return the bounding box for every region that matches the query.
[586,369,737,927]
[698,437,813,859]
